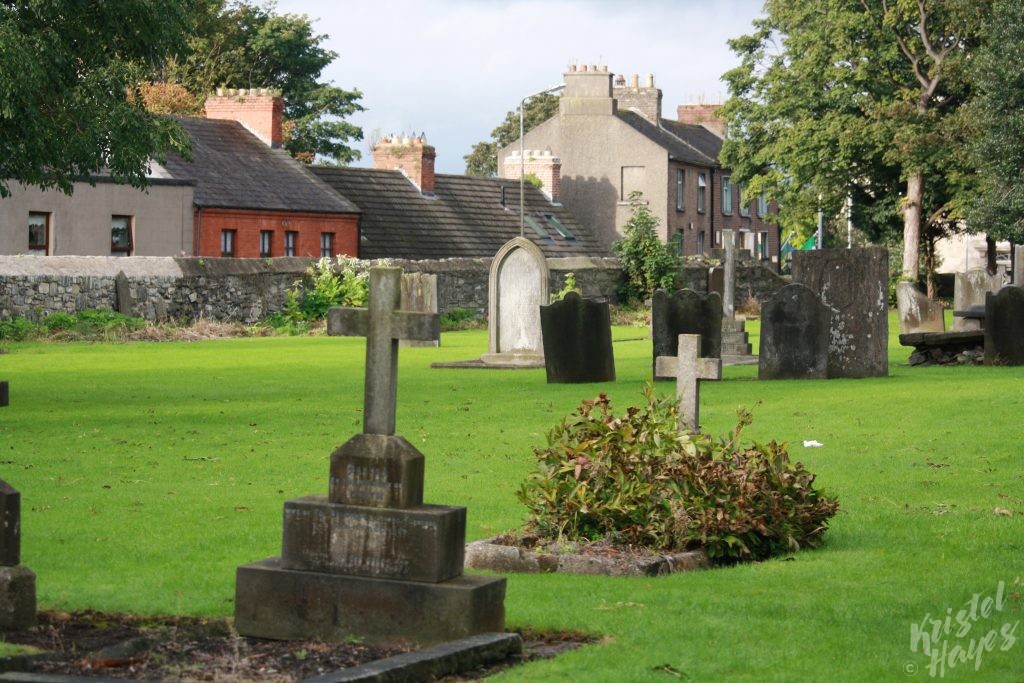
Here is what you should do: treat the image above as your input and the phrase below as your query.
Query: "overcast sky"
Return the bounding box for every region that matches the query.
[274,0,766,173]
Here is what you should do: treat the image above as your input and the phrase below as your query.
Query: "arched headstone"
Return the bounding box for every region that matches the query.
[482,237,548,366]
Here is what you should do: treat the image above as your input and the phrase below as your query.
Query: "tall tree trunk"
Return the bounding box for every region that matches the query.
[902,172,923,281]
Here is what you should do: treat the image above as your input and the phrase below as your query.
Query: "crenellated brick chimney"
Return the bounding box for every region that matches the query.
[677,104,726,138]
[613,73,663,125]
[204,88,284,148]
[372,134,436,194]
[501,149,561,202]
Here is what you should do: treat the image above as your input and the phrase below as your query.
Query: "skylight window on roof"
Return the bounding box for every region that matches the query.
[523,214,554,241]
[543,213,576,240]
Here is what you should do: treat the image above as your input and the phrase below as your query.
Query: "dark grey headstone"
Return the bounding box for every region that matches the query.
[539,293,615,383]
[114,271,132,315]
[652,289,722,380]
[792,248,889,378]
[759,284,830,380]
[984,286,1024,365]
[0,381,7,408]
[0,565,36,630]
[0,481,19,567]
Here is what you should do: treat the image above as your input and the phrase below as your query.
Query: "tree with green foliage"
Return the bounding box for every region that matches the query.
[612,192,679,304]
[159,0,364,164]
[967,0,1024,245]
[721,0,988,283]
[0,1,194,197]
[464,92,560,176]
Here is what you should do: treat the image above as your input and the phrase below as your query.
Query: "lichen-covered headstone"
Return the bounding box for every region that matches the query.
[792,248,888,378]
[652,289,722,381]
[952,269,1001,331]
[896,281,945,334]
[984,286,1024,366]
[400,273,439,348]
[758,284,829,380]
[539,292,615,383]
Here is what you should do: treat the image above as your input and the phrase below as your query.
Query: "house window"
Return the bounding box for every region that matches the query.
[111,215,133,256]
[28,212,50,255]
[721,177,733,216]
[320,232,334,258]
[285,231,297,257]
[697,173,707,213]
[220,229,236,257]
[675,169,685,211]
[739,183,750,217]
[621,166,645,201]
[260,230,273,258]
[757,193,769,217]
[696,230,705,255]
[760,231,769,259]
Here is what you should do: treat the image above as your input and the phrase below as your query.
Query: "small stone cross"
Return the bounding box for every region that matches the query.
[327,267,440,436]
[655,334,722,433]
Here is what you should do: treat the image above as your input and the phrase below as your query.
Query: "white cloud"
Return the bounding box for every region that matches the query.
[274,0,764,172]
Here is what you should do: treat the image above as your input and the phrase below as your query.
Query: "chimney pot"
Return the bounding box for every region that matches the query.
[645,73,655,88]
[631,73,639,89]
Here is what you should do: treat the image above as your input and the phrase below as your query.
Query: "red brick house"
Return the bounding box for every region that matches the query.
[164,90,360,259]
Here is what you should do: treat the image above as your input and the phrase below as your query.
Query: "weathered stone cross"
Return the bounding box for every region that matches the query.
[655,334,722,433]
[327,267,440,436]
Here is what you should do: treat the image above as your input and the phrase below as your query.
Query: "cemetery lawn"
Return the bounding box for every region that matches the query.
[1,312,1022,681]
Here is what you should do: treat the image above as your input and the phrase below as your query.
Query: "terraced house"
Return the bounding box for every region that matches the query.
[498,66,779,263]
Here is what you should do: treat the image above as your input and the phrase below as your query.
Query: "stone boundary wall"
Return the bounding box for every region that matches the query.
[0,254,784,323]
[0,255,622,323]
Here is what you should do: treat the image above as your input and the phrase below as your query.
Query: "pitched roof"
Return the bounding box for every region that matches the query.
[659,119,724,163]
[311,167,608,260]
[616,111,718,167]
[162,118,358,214]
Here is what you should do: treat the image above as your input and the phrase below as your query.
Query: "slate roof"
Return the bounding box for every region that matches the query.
[311,167,609,260]
[616,111,718,167]
[162,118,358,214]
[659,119,725,163]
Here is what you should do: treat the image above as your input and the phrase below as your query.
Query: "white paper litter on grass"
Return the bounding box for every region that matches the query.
[802,440,824,448]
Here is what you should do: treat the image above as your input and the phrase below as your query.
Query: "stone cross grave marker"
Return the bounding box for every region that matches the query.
[326,268,440,435]
[655,334,722,432]
[235,266,507,645]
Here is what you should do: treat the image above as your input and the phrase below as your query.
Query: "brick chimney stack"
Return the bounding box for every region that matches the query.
[501,149,561,203]
[613,72,663,125]
[372,134,436,194]
[677,104,726,138]
[204,88,284,148]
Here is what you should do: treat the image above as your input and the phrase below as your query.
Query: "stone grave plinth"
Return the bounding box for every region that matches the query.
[235,268,506,645]
[0,481,36,631]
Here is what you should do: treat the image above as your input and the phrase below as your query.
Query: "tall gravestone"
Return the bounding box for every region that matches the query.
[400,273,439,348]
[952,269,1002,331]
[758,284,830,380]
[539,292,615,383]
[0,481,36,631]
[896,281,945,334]
[984,286,1024,366]
[652,289,722,381]
[0,381,7,408]
[481,237,547,367]
[1013,246,1024,287]
[235,268,506,645]
[792,248,888,378]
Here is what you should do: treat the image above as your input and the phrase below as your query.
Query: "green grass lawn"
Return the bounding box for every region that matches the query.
[1,312,1022,681]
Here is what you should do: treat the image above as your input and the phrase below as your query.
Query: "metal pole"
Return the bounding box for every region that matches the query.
[816,202,823,250]
[846,193,853,248]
